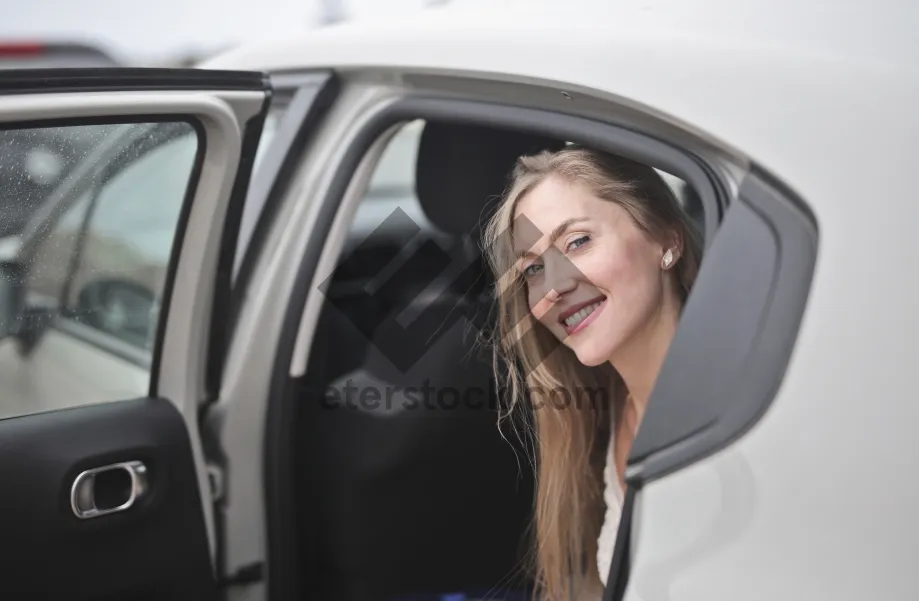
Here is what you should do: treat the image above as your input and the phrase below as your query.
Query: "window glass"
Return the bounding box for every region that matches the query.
[0,121,201,418]
[366,119,422,198]
[0,123,122,237]
[352,120,427,232]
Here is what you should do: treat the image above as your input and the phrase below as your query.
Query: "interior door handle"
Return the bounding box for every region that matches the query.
[70,460,149,519]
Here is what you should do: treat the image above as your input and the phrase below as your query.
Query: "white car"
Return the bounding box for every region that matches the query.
[0,2,914,600]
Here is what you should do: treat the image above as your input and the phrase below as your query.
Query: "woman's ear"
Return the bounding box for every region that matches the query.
[660,229,684,270]
[671,229,685,262]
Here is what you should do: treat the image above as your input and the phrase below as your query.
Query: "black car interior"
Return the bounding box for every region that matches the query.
[293,118,704,601]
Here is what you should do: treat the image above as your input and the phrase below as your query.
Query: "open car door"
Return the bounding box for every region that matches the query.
[0,69,271,599]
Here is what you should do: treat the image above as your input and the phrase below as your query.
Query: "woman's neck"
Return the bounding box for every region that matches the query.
[609,294,682,417]
[609,293,682,492]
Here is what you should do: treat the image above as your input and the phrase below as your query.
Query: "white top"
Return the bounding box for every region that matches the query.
[597,426,624,587]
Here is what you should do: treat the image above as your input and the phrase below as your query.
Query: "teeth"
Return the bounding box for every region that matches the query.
[564,301,603,328]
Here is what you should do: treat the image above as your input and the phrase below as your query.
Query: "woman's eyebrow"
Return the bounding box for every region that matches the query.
[549,217,590,245]
[514,217,590,259]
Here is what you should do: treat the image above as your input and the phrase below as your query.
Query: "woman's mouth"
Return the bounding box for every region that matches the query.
[559,297,607,335]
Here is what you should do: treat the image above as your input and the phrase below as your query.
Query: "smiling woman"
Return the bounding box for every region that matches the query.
[482,145,702,601]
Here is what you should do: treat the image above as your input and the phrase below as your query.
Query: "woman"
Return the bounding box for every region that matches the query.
[481,146,702,601]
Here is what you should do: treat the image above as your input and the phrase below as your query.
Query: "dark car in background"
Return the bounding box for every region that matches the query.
[0,42,121,237]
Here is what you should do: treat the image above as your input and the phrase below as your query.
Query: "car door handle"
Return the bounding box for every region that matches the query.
[70,460,149,519]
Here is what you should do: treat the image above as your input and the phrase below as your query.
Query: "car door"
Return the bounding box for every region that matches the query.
[0,69,271,600]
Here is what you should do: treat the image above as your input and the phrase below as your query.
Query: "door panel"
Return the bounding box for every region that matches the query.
[0,398,213,599]
[0,69,272,599]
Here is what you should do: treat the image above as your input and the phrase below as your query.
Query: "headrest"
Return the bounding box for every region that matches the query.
[415,121,564,238]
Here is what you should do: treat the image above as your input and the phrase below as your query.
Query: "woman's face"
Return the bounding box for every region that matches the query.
[512,175,671,367]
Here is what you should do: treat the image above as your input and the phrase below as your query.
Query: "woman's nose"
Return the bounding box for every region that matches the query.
[545,280,575,303]
[544,255,579,300]
[531,260,578,319]
[545,284,572,303]
[531,267,577,321]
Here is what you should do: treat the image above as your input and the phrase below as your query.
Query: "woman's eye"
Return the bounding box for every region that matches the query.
[523,263,543,278]
[568,235,590,251]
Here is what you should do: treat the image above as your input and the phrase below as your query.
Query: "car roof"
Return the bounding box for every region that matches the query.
[203,0,915,75]
[201,0,917,222]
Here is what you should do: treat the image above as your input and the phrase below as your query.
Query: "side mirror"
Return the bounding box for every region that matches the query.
[0,261,27,340]
[75,278,159,348]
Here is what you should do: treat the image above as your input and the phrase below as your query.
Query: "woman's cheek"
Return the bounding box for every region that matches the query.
[529,292,554,323]
[594,239,644,288]
[578,254,622,291]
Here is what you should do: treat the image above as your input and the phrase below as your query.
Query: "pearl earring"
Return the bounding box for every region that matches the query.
[661,249,674,269]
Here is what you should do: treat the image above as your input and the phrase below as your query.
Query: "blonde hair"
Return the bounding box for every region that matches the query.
[481,146,702,601]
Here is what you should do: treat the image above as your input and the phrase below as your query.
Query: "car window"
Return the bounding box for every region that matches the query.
[11,121,199,356]
[0,120,202,419]
[366,119,422,198]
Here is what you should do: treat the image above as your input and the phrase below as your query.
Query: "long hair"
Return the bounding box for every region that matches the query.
[481,146,702,601]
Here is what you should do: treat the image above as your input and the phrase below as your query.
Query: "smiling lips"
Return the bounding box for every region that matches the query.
[558,296,607,335]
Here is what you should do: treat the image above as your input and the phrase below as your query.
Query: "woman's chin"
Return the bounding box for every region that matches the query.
[571,343,613,368]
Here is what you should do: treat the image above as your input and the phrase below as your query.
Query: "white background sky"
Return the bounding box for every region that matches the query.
[0,0,431,63]
[4,1,913,67]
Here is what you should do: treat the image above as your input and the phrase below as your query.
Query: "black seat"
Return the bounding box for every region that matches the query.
[297,120,563,601]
